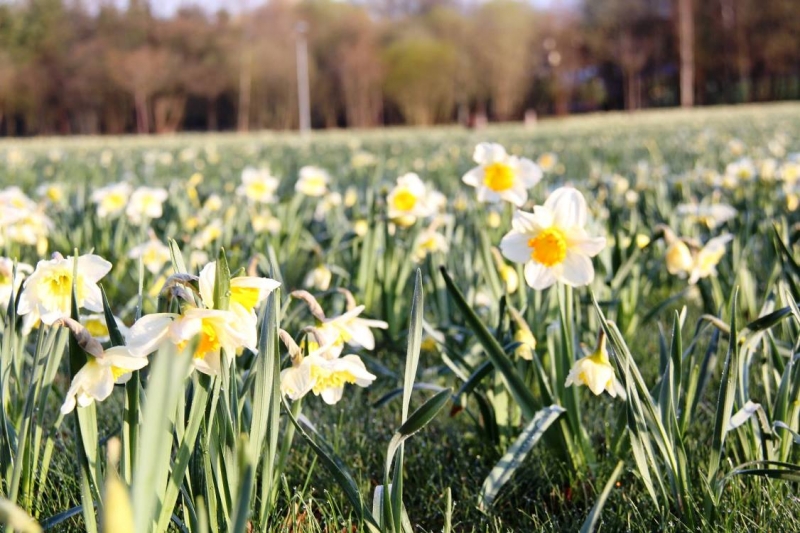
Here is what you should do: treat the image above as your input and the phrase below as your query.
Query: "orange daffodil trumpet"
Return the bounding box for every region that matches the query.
[500,187,606,290]
[462,142,542,206]
[124,261,280,376]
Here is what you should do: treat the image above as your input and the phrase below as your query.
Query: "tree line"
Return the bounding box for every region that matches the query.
[0,0,796,135]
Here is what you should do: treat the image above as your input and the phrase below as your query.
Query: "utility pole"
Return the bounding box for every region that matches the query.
[296,21,311,134]
[678,0,695,107]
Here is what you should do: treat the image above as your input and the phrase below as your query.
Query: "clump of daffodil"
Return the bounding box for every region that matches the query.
[500,187,606,290]
[55,317,148,414]
[462,142,542,206]
[386,173,433,227]
[18,252,112,330]
[661,226,732,284]
[565,330,621,398]
[126,264,279,376]
[91,182,132,219]
[279,328,376,405]
[296,165,331,197]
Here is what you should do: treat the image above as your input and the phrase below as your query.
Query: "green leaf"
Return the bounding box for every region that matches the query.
[214,249,231,311]
[439,266,538,420]
[479,404,565,509]
[707,289,739,490]
[580,460,625,533]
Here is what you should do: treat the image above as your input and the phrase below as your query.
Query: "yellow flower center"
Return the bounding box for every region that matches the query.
[310,364,357,394]
[231,285,260,312]
[195,320,221,359]
[43,269,81,308]
[528,228,567,267]
[303,175,326,190]
[46,187,62,202]
[111,366,129,381]
[483,162,515,192]
[247,181,271,199]
[392,189,417,212]
[84,318,109,338]
[103,193,126,212]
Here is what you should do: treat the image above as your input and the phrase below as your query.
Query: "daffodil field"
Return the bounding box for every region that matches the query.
[2,103,800,532]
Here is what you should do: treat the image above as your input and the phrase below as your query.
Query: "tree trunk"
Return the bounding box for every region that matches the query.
[678,0,694,107]
[135,92,149,134]
[207,97,218,131]
[238,48,251,132]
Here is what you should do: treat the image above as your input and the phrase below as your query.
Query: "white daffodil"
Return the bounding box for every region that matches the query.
[191,219,224,249]
[128,238,171,275]
[662,229,732,285]
[237,167,279,204]
[278,329,375,404]
[91,182,133,219]
[462,143,542,206]
[61,346,148,414]
[387,173,433,227]
[676,203,737,229]
[36,182,65,204]
[500,187,606,290]
[303,265,333,291]
[54,317,148,414]
[198,261,280,318]
[18,252,112,327]
[687,234,732,284]
[126,186,168,224]
[126,308,256,376]
[537,152,558,173]
[0,257,33,308]
[565,332,620,398]
[296,166,331,197]
[412,227,448,262]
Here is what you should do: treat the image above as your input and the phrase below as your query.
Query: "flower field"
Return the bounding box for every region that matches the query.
[1,103,800,532]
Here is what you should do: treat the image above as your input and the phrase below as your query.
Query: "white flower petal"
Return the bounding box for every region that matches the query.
[558,252,594,287]
[524,262,557,290]
[546,187,588,229]
[500,232,533,264]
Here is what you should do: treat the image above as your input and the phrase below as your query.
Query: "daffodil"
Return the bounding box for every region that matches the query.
[662,228,732,284]
[676,203,737,229]
[537,152,558,173]
[55,317,148,414]
[279,328,375,405]
[565,332,619,397]
[126,308,256,376]
[462,143,542,206]
[126,186,168,224]
[91,182,133,219]
[303,265,333,291]
[198,261,280,318]
[387,173,433,227]
[291,290,388,354]
[128,237,171,275]
[237,166,279,204]
[687,234,732,284]
[412,227,448,262]
[499,187,606,290]
[0,257,33,307]
[18,252,112,327]
[296,166,331,197]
